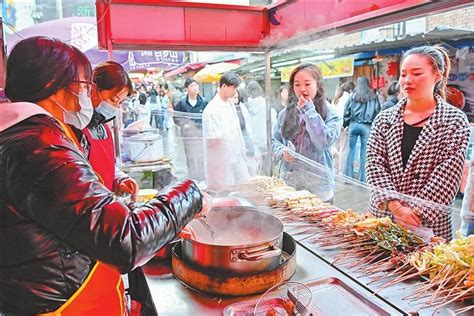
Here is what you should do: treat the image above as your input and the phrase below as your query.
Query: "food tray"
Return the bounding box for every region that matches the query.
[223,277,390,316]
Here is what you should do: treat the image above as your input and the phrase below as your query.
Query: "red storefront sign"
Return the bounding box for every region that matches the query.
[371,77,386,89]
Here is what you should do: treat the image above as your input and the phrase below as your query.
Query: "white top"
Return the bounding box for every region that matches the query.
[246,96,276,152]
[332,91,351,118]
[188,98,198,107]
[203,94,249,189]
[203,94,246,159]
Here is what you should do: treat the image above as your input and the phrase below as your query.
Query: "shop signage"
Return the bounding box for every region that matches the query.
[127,51,184,71]
[280,66,296,83]
[448,52,474,122]
[280,57,354,82]
[371,76,386,89]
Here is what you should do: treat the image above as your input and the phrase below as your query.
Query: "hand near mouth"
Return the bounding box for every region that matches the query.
[297,94,310,109]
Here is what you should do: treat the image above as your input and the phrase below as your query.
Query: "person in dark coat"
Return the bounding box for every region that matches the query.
[175,78,208,180]
[174,78,208,115]
[0,36,205,315]
[343,76,381,182]
[381,80,400,110]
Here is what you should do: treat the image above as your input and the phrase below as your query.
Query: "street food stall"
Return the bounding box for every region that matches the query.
[94,0,473,314]
[142,158,472,315]
[127,107,473,314]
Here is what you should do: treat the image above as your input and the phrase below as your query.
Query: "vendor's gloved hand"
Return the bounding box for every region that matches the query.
[392,205,421,228]
[179,224,196,240]
[116,177,139,202]
[282,150,295,163]
[195,191,212,219]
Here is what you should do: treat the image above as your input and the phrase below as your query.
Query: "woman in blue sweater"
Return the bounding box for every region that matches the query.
[272,63,341,202]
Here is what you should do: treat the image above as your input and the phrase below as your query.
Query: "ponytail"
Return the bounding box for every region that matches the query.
[433,45,451,100]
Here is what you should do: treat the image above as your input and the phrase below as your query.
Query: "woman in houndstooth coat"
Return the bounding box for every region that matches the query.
[366,45,470,241]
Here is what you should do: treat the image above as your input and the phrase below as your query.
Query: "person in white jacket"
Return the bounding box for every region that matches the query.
[233,88,259,176]
[331,81,354,174]
[246,80,277,154]
[203,72,250,190]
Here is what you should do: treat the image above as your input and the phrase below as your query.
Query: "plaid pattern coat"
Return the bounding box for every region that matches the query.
[366,95,470,240]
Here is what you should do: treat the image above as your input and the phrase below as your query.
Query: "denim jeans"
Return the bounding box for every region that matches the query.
[344,122,371,182]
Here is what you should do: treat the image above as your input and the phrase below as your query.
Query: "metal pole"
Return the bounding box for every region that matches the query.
[0,18,6,89]
[264,50,272,176]
[107,41,122,168]
[55,0,63,19]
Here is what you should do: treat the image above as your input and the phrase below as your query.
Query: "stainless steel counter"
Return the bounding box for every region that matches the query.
[143,242,402,315]
[143,195,472,315]
[251,201,472,315]
[287,229,472,316]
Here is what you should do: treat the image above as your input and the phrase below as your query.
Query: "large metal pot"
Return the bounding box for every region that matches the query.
[122,130,163,163]
[172,232,297,296]
[154,198,253,261]
[181,207,283,274]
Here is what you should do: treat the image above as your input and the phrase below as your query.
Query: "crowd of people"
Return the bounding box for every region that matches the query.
[0,35,471,314]
[117,49,470,233]
[174,45,468,241]
[121,81,183,130]
[119,64,431,194]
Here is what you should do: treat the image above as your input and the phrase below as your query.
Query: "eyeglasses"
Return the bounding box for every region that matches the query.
[72,80,93,96]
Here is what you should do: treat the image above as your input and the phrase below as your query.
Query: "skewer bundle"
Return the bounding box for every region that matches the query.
[403,235,474,310]
[239,175,287,191]
[230,176,295,204]
[268,190,343,223]
[310,212,473,309]
[231,176,290,194]
[235,176,474,310]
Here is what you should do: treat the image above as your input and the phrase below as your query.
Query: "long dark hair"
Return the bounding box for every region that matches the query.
[236,88,246,104]
[282,63,327,139]
[5,36,92,102]
[333,81,354,105]
[352,77,376,103]
[247,80,263,98]
[402,45,451,99]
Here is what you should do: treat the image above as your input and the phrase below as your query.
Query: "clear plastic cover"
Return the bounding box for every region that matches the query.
[119,108,270,187]
[270,148,463,239]
[119,106,464,238]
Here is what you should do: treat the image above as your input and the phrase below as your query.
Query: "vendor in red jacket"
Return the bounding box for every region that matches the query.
[0,36,205,315]
[72,61,139,199]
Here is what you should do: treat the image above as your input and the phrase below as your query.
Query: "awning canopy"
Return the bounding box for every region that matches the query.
[233,27,474,76]
[96,0,472,52]
[163,62,207,79]
[193,62,240,82]
[5,16,184,71]
[337,26,474,56]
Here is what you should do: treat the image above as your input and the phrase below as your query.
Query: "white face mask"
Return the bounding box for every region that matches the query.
[96,100,119,121]
[56,91,94,129]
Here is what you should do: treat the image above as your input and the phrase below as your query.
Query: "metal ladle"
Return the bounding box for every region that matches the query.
[197,189,216,239]
[198,217,216,239]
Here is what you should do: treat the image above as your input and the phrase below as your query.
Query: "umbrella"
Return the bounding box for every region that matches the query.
[194,62,240,82]
[5,17,184,71]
